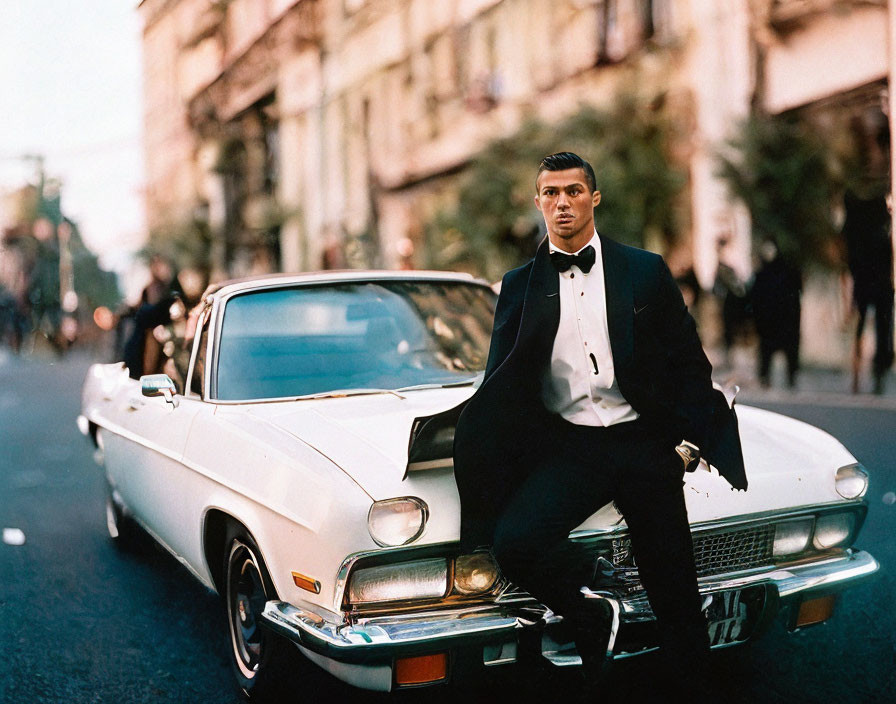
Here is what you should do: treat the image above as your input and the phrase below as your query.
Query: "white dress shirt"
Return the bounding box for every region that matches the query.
[542,232,639,426]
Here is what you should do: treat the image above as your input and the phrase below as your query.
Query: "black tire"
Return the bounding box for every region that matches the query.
[224,525,294,701]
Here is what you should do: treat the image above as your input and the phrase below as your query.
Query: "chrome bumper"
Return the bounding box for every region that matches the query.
[262,600,522,664]
[261,548,878,665]
[620,547,880,622]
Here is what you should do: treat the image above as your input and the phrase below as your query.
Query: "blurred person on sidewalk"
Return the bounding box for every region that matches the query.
[842,188,894,394]
[121,255,183,379]
[712,236,750,368]
[751,238,802,389]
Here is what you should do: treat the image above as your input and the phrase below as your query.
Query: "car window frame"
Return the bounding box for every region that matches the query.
[185,303,213,400]
[206,277,497,404]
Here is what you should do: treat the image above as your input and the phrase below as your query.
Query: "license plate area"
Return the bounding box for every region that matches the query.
[704,585,766,647]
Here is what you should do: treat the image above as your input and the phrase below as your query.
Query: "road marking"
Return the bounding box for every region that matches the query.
[2,528,26,546]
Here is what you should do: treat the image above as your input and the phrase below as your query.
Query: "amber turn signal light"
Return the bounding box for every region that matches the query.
[291,571,321,594]
[394,653,448,686]
[796,595,835,628]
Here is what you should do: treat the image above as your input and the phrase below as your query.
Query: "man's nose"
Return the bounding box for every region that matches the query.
[557,192,570,209]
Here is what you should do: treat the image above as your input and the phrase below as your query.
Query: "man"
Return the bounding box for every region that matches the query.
[453,152,747,685]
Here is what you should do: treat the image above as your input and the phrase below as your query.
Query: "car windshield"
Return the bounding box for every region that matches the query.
[214,280,496,401]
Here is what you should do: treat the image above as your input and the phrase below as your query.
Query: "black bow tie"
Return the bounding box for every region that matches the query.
[550,245,596,274]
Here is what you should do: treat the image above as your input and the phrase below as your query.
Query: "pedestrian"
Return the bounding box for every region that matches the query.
[842,188,894,394]
[0,284,26,353]
[750,238,802,388]
[122,254,183,379]
[453,152,747,696]
[713,236,750,368]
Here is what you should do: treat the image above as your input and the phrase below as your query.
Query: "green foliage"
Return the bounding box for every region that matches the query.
[717,113,838,267]
[72,246,121,309]
[62,220,121,309]
[426,95,687,280]
[144,217,212,274]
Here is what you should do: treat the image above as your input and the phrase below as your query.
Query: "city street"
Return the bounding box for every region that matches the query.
[1,350,893,703]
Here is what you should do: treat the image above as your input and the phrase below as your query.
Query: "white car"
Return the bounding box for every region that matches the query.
[79,271,878,698]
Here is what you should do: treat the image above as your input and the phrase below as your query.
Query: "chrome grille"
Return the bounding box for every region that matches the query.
[583,523,777,591]
[691,524,775,577]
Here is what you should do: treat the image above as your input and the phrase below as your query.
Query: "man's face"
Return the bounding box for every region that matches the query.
[534,168,601,252]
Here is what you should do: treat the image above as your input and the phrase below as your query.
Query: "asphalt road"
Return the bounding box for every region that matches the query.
[0,350,893,703]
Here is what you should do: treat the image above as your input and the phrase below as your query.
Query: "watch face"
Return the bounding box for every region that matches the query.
[676,443,696,462]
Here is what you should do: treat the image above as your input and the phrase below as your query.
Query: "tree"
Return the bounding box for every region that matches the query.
[426,94,687,281]
[717,113,839,267]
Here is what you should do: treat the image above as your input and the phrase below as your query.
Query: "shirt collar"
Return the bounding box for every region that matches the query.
[548,230,599,256]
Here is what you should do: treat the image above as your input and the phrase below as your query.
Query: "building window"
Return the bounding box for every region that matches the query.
[597,0,673,64]
[597,0,624,64]
[464,24,502,113]
[643,0,673,42]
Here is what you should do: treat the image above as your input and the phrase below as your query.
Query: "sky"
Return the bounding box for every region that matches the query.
[0,0,144,274]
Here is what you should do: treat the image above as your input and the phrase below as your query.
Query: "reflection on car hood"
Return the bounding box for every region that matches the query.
[244,387,476,498]
[246,394,858,526]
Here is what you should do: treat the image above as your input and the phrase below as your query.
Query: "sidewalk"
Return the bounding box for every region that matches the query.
[708,344,896,410]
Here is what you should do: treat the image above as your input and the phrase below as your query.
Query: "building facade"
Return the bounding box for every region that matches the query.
[138,0,894,365]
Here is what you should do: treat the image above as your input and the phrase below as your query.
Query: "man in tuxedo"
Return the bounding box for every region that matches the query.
[453,152,747,681]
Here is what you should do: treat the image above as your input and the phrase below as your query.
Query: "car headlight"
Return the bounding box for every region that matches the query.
[813,512,855,549]
[453,552,500,595]
[348,558,448,604]
[367,497,428,547]
[835,463,868,499]
[773,518,814,557]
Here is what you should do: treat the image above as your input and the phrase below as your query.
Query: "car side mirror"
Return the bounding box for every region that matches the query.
[141,373,179,407]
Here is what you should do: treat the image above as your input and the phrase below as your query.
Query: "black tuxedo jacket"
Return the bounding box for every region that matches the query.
[453,234,747,549]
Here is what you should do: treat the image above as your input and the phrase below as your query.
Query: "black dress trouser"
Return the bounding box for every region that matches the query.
[491,414,711,670]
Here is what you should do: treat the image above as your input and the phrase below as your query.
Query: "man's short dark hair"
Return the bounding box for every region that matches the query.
[536,152,597,193]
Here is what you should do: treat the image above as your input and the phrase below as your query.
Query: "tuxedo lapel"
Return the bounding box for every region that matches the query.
[601,235,634,374]
[514,236,560,363]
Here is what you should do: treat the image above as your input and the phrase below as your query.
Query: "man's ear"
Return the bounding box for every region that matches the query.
[534,194,542,212]
[592,191,602,208]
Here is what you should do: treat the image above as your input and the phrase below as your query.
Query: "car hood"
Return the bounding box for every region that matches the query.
[244,387,476,498]
[246,393,858,528]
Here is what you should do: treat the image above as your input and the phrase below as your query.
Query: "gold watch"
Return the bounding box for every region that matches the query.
[675,440,701,472]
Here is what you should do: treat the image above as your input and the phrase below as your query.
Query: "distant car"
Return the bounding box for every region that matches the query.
[79,271,878,698]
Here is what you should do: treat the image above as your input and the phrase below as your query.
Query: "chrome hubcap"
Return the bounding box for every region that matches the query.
[228,542,268,678]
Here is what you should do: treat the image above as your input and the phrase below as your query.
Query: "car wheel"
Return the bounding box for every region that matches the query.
[224,527,293,701]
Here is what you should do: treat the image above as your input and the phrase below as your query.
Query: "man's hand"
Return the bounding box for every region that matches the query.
[675,440,701,473]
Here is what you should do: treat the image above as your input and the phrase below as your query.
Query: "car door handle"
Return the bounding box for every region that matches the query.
[126,397,144,411]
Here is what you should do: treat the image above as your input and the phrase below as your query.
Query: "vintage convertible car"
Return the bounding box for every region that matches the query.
[78,271,878,697]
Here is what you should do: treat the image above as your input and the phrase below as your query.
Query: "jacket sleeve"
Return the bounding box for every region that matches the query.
[651,257,720,449]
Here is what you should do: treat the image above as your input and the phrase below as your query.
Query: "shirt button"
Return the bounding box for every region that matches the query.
[570,272,575,278]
